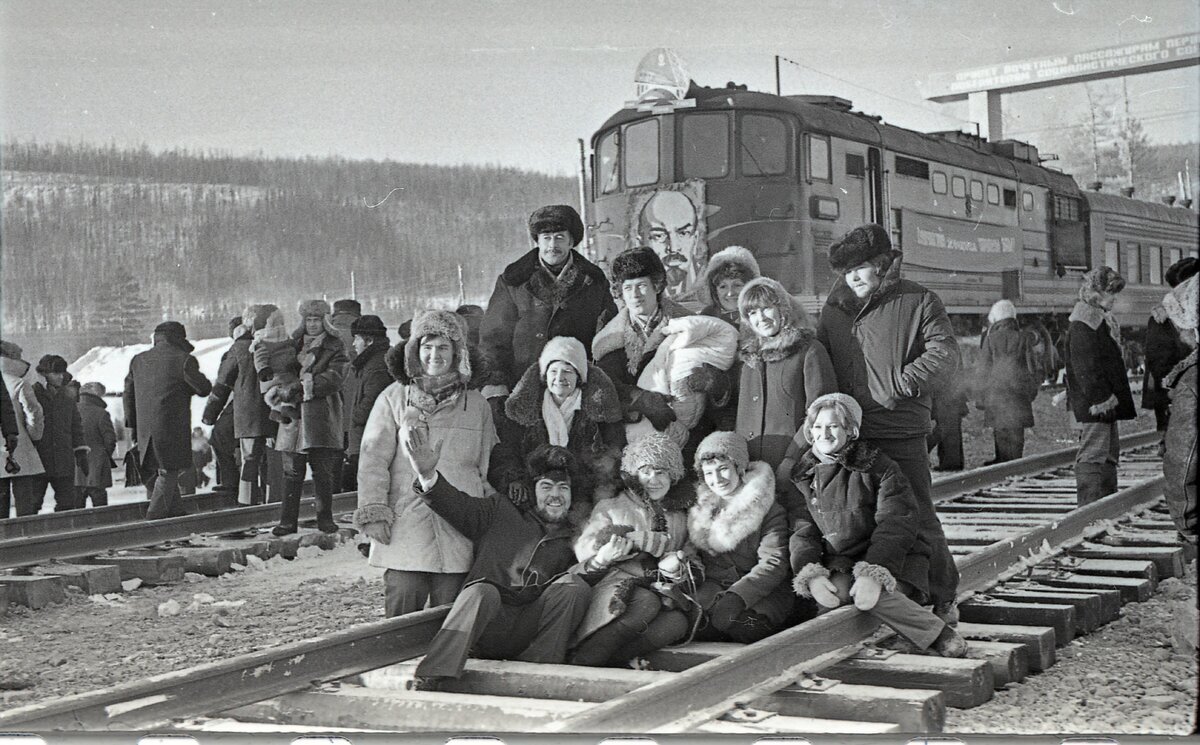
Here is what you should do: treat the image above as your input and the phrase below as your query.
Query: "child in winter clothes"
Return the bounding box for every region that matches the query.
[249,308,302,423]
[782,393,967,657]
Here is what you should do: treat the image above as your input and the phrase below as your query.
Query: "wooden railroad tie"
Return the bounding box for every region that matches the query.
[0,574,66,609]
[1030,571,1154,603]
[955,622,1056,671]
[958,598,1076,646]
[30,562,122,595]
[78,552,185,585]
[1070,543,1185,580]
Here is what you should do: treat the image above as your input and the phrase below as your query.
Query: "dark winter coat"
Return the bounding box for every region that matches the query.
[490,362,625,505]
[33,379,87,479]
[124,338,213,471]
[1065,301,1136,424]
[203,335,274,439]
[783,440,935,602]
[1141,307,1190,411]
[480,249,616,390]
[975,318,1039,430]
[1163,349,1197,541]
[734,326,837,469]
[330,309,359,435]
[0,378,15,445]
[274,330,349,453]
[817,256,958,440]
[76,392,116,489]
[346,341,391,456]
[417,473,582,606]
[687,462,793,625]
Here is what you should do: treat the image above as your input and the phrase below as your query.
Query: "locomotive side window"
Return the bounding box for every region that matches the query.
[1167,247,1183,267]
[970,180,984,202]
[1104,240,1119,270]
[895,156,929,180]
[680,113,729,179]
[806,134,831,182]
[1003,188,1017,208]
[1124,243,1142,283]
[1148,246,1163,284]
[845,153,866,178]
[951,176,966,198]
[624,119,660,187]
[597,129,620,195]
[1052,195,1080,222]
[1022,190,1035,211]
[987,183,1000,205]
[739,114,787,176]
[931,171,947,194]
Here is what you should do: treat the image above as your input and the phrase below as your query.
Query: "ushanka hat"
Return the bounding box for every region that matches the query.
[610,246,667,296]
[351,314,388,339]
[333,298,362,315]
[828,223,893,272]
[527,444,578,484]
[298,299,332,319]
[539,336,588,383]
[693,430,750,476]
[529,204,584,247]
[36,354,69,375]
[403,309,471,383]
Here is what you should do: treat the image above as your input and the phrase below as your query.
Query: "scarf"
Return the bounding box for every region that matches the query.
[623,307,667,376]
[297,332,326,372]
[813,447,839,465]
[640,491,669,532]
[541,388,582,446]
[409,371,464,413]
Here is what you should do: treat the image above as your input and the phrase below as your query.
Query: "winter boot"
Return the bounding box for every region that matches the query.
[273,477,303,535]
[1075,463,1108,506]
[931,624,968,658]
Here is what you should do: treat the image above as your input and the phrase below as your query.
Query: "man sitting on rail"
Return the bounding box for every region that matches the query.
[401,431,594,690]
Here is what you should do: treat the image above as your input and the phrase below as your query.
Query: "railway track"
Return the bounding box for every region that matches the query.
[0,430,1186,736]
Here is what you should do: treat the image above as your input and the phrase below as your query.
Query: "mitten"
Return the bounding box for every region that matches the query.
[685,363,728,399]
[507,481,530,507]
[709,591,747,631]
[808,576,841,609]
[630,389,676,431]
[849,575,882,610]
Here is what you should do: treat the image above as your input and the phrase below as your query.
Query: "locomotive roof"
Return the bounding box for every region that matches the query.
[598,86,1083,195]
[1084,190,1199,228]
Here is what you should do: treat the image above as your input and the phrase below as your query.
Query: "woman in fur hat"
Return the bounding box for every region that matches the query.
[1065,267,1136,505]
[783,393,967,658]
[489,336,625,514]
[266,300,349,536]
[688,431,792,643]
[700,245,760,326]
[734,277,837,472]
[354,309,498,618]
[570,432,696,666]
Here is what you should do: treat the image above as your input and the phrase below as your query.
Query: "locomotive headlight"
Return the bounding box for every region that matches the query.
[810,196,840,220]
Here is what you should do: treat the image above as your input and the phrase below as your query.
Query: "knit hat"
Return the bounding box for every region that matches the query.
[36,354,69,375]
[610,246,667,296]
[620,432,685,484]
[80,381,106,398]
[527,444,578,485]
[693,430,750,476]
[828,224,892,272]
[803,393,863,443]
[333,299,362,315]
[1163,275,1198,331]
[242,304,279,333]
[1165,257,1199,288]
[403,309,471,382]
[538,336,588,383]
[298,299,332,319]
[0,340,23,360]
[529,204,584,247]
[704,246,760,306]
[350,315,388,339]
[1080,266,1126,296]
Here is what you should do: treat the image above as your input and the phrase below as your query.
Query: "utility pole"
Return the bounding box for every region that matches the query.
[774,55,781,96]
[457,264,465,305]
[350,270,356,300]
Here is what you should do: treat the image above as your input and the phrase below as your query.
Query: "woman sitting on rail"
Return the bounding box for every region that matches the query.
[782,393,967,657]
[570,432,697,666]
[354,309,498,618]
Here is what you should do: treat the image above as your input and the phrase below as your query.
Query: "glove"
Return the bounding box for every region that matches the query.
[685,363,728,400]
[507,481,530,507]
[808,576,842,609]
[849,575,882,611]
[709,591,747,631]
[630,389,676,431]
[1088,394,1120,419]
[362,521,391,544]
[74,450,89,478]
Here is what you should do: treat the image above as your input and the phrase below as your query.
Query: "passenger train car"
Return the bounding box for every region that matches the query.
[586,73,1198,329]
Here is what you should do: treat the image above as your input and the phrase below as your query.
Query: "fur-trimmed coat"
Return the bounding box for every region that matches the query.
[489,362,625,505]
[734,325,837,469]
[782,440,935,603]
[1066,301,1136,423]
[1163,349,1197,541]
[1141,308,1190,412]
[479,249,616,390]
[687,462,793,625]
[272,330,350,453]
[817,256,958,440]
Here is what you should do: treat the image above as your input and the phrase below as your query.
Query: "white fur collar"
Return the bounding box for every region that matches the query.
[687,461,775,554]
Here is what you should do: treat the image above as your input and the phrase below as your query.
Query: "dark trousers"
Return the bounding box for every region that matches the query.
[238,437,268,505]
[210,407,237,492]
[141,446,187,520]
[927,418,965,470]
[872,436,959,614]
[416,575,591,680]
[76,486,108,508]
[342,453,359,493]
[277,447,340,528]
[693,579,780,644]
[1076,421,1120,505]
[3,475,45,517]
[383,569,465,618]
[993,427,1026,462]
[31,475,79,511]
[570,585,689,666]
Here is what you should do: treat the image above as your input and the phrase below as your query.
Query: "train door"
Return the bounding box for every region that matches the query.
[839,142,871,225]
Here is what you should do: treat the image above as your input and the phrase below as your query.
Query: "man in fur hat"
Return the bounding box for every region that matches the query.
[817,224,960,619]
[479,205,615,401]
[125,321,212,519]
[405,435,594,690]
[331,298,362,489]
[31,354,88,512]
[343,314,391,492]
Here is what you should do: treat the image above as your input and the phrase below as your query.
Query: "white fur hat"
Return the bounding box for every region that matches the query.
[539,336,588,383]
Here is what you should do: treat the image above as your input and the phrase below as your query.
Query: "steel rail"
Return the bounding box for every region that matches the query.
[0,607,449,730]
[0,491,357,570]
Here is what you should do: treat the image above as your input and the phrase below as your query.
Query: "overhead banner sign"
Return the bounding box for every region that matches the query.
[924,33,1199,101]
[901,210,1023,272]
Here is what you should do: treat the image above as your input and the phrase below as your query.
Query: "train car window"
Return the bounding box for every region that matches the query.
[739,114,787,176]
[1148,246,1163,284]
[895,156,929,180]
[891,208,903,250]
[1003,188,1017,208]
[931,171,947,194]
[680,113,729,179]
[951,176,966,198]
[1124,243,1142,283]
[845,153,866,178]
[1167,246,1183,267]
[1104,240,1119,270]
[1022,190,1035,212]
[806,134,831,182]
[623,119,660,187]
[987,183,1001,205]
[970,180,984,201]
[1052,195,1081,222]
[597,130,620,195]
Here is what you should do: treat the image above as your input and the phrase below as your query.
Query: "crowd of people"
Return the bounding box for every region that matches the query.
[1,205,1195,684]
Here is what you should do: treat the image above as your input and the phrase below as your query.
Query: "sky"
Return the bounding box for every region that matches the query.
[2,0,1197,176]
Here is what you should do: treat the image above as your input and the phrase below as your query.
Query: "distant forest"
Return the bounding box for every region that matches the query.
[1,141,576,344]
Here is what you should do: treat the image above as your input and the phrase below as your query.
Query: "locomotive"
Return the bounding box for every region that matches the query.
[585,52,1199,330]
